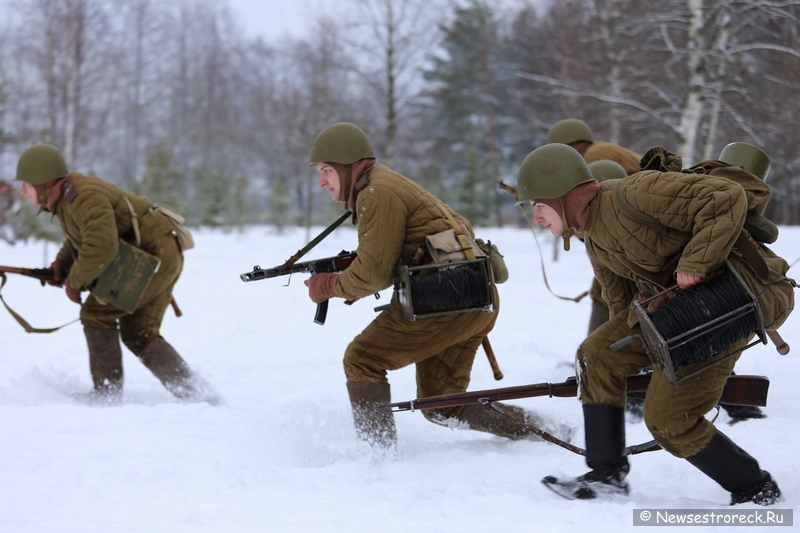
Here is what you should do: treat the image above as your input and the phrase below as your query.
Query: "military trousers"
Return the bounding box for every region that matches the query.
[343,290,499,420]
[576,309,747,458]
[80,234,183,355]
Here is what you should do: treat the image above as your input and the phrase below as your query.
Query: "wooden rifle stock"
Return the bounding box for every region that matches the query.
[0,265,183,318]
[384,373,769,412]
[481,336,503,380]
[0,265,60,283]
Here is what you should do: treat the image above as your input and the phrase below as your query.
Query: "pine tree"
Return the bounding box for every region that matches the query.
[422,0,510,225]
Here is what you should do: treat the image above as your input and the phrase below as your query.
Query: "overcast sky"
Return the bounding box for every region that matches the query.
[226,0,330,40]
[226,0,544,42]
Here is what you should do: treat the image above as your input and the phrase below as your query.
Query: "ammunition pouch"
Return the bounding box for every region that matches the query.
[151,203,194,252]
[475,238,509,284]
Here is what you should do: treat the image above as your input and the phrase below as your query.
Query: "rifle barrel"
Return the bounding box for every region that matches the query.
[383,373,769,413]
[240,251,356,282]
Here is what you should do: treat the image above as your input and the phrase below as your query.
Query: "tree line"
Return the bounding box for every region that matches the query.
[1,0,799,242]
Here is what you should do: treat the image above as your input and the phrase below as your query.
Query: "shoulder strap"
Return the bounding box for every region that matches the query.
[61,178,79,203]
[123,197,141,247]
[613,179,660,227]
[0,273,78,333]
[433,202,476,260]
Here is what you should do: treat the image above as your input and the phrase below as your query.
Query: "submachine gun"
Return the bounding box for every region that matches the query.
[240,250,357,325]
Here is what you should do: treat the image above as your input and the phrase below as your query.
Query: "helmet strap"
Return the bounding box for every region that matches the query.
[343,164,353,208]
[35,185,47,215]
[559,198,571,251]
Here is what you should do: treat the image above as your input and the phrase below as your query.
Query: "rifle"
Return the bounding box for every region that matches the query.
[240,250,357,325]
[0,264,183,317]
[498,181,518,199]
[0,265,62,284]
[383,372,769,412]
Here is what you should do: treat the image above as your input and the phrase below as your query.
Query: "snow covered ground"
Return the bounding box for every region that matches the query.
[1,225,798,532]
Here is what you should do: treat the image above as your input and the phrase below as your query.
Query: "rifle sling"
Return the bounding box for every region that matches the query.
[518,204,588,303]
[483,399,661,457]
[0,273,78,333]
[281,172,371,270]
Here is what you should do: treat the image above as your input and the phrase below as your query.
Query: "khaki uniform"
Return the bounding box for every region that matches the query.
[579,165,793,457]
[582,142,642,332]
[336,165,499,420]
[584,142,641,175]
[53,173,183,354]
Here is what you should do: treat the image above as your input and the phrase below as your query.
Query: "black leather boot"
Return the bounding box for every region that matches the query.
[542,404,629,500]
[685,430,780,506]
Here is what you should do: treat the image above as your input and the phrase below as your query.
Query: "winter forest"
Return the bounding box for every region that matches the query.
[1,0,800,242]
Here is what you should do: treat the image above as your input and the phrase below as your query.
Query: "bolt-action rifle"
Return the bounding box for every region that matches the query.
[498,181,518,199]
[0,264,183,317]
[240,250,357,325]
[0,265,62,284]
[383,372,769,412]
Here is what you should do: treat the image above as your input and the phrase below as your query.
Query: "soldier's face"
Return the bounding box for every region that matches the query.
[531,202,563,236]
[20,182,39,204]
[315,163,342,202]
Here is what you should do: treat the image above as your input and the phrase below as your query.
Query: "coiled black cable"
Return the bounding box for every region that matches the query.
[648,271,759,368]
[410,266,489,312]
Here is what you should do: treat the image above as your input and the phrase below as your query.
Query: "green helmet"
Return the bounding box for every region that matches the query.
[16,144,69,185]
[719,142,770,181]
[588,159,627,182]
[546,119,594,145]
[515,143,594,205]
[309,123,375,165]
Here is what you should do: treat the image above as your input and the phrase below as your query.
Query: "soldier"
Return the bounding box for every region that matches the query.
[15,144,216,403]
[546,118,641,174]
[304,123,568,451]
[547,119,641,334]
[0,179,22,244]
[584,160,628,333]
[515,143,793,505]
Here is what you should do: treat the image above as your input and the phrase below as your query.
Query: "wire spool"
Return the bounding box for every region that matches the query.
[648,270,761,368]
[393,256,495,322]
[410,266,490,312]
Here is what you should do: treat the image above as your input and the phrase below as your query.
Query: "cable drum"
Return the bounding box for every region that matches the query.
[647,269,762,369]
[410,266,490,312]
[392,256,496,322]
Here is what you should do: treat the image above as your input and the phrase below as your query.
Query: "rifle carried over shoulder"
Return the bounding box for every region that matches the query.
[498,181,518,199]
[240,250,357,325]
[383,372,769,412]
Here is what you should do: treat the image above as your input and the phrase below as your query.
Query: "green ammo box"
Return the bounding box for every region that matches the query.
[91,241,161,313]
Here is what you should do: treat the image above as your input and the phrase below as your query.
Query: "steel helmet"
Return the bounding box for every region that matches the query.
[515,143,594,205]
[588,159,627,182]
[719,142,770,181]
[16,144,69,185]
[309,123,375,165]
[546,119,594,145]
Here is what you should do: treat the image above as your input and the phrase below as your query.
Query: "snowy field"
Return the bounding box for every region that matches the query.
[1,225,798,532]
